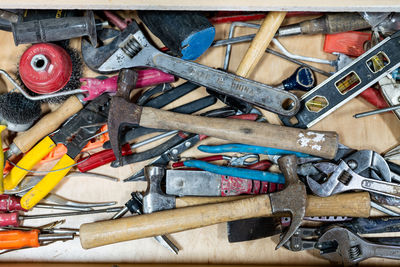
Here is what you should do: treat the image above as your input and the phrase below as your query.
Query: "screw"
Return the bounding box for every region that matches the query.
[172,149,178,155]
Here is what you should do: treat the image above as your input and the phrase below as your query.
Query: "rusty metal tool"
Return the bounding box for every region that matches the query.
[317,227,400,265]
[108,69,338,167]
[82,21,299,116]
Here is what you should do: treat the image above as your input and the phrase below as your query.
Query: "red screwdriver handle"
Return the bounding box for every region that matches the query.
[77,144,132,172]
[0,230,40,250]
[0,195,26,212]
[0,212,20,227]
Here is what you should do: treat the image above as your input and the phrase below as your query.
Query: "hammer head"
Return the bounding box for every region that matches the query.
[107,69,141,165]
[143,165,176,213]
[270,155,306,249]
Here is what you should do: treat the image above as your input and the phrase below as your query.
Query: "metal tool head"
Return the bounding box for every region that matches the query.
[81,21,141,73]
[269,155,307,249]
[107,69,141,165]
[316,227,370,265]
[307,161,350,197]
[143,165,175,213]
[343,150,391,182]
[82,21,156,73]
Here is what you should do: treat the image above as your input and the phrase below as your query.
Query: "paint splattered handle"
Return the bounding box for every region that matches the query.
[139,107,339,159]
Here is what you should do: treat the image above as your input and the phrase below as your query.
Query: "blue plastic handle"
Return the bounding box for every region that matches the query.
[183,160,285,184]
[198,144,312,158]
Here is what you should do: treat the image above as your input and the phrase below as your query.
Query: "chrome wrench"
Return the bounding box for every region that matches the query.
[82,21,299,116]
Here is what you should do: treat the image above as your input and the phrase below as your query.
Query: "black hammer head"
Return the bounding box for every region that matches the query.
[270,155,307,249]
[107,69,141,165]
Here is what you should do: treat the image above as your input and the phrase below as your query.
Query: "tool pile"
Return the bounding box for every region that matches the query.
[0,9,399,265]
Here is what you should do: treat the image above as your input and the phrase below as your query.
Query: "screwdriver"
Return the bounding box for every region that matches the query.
[112,192,179,254]
[0,207,123,227]
[0,229,74,250]
[0,195,98,212]
[213,13,371,47]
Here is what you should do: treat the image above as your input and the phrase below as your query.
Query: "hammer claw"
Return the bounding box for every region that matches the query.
[107,69,140,163]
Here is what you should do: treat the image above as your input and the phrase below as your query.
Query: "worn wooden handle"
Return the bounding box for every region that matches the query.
[176,196,248,208]
[79,192,370,249]
[139,107,338,159]
[236,11,287,77]
[236,11,287,126]
[14,95,83,153]
[80,194,272,249]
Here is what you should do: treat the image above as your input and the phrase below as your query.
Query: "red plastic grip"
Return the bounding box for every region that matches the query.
[0,195,26,212]
[77,144,132,172]
[0,212,20,227]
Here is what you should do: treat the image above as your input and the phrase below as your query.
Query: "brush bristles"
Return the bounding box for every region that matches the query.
[0,92,41,124]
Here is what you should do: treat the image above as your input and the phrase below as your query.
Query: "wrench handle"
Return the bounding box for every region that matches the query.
[152,52,299,116]
[139,106,338,159]
[361,178,400,198]
[79,192,370,249]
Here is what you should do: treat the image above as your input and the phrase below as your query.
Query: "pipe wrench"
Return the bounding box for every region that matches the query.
[81,21,299,116]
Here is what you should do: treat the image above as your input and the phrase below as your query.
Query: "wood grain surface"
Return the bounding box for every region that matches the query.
[0,15,399,265]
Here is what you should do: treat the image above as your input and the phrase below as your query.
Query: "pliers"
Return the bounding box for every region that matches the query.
[4,94,110,210]
[179,144,318,184]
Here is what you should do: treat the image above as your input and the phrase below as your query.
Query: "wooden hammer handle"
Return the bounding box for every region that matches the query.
[79,192,370,249]
[236,11,287,77]
[13,95,84,153]
[139,107,338,159]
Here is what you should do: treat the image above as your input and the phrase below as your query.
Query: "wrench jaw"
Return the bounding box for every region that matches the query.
[317,227,368,265]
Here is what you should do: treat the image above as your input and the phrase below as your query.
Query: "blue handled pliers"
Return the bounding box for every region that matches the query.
[182,144,319,184]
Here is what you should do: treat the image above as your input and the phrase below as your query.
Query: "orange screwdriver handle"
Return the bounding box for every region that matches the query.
[0,230,40,250]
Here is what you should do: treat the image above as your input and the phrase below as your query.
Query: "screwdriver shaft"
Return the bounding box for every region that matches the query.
[20,207,124,220]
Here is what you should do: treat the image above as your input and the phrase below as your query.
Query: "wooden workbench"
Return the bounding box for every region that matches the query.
[0,14,399,265]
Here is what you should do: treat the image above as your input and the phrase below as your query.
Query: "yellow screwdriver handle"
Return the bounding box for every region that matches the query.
[0,125,7,194]
[4,136,56,190]
[20,154,75,210]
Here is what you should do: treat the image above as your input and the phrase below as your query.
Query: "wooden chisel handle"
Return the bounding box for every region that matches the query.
[139,107,338,159]
[79,192,370,249]
[12,95,84,154]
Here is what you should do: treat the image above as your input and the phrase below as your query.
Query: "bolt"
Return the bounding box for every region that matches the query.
[347,159,358,169]
[172,149,178,155]
[185,141,191,148]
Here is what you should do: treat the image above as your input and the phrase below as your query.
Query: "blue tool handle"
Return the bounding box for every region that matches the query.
[282,67,315,91]
[198,144,312,157]
[183,160,285,184]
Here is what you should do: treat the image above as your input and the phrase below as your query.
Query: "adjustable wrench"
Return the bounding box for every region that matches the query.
[81,21,299,116]
[307,160,400,199]
[317,227,400,265]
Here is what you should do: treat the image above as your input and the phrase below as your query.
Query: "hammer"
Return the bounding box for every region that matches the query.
[79,155,371,249]
[108,69,339,164]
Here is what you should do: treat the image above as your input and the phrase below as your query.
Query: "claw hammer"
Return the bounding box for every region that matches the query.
[79,155,371,249]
